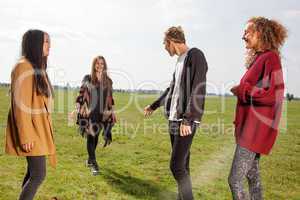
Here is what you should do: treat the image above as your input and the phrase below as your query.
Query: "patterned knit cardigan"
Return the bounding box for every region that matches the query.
[76,75,115,136]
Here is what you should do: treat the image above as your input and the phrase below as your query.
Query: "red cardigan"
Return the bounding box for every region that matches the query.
[234,51,285,155]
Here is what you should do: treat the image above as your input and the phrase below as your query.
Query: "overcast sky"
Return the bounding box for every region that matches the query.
[0,0,299,96]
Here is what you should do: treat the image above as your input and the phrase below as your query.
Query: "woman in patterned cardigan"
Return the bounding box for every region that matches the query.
[76,55,116,176]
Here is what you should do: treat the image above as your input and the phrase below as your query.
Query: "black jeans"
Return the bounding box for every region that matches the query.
[87,122,112,162]
[169,121,198,200]
[19,156,46,200]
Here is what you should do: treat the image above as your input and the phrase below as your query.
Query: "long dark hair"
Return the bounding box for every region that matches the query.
[21,29,53,97]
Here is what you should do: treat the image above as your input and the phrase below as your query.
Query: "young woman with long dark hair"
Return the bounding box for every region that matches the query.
[5,29,56,200]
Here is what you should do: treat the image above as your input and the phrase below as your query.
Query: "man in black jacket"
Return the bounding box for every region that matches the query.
[144,26,208,200]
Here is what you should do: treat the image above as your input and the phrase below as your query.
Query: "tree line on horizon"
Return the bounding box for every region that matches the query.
[0,82,298,100]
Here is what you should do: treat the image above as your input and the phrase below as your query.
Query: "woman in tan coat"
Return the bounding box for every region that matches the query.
[5,29,56,200]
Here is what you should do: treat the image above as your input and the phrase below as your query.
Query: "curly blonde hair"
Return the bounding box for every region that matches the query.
[245,17,288,68]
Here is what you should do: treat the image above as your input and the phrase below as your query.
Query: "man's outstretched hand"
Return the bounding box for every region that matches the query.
[144,105,154,117]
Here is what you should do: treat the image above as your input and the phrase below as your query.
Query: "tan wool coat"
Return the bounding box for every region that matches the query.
[5,58,56,167]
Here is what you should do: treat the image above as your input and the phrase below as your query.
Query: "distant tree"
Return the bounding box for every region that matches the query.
[286,93,294,101]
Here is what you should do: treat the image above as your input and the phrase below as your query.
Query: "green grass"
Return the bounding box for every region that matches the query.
[0,86,299,199]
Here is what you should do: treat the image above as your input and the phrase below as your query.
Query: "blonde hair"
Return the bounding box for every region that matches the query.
[164,26,186,43]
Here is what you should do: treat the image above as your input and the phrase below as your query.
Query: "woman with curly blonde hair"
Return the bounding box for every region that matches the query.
[229,17,287,200]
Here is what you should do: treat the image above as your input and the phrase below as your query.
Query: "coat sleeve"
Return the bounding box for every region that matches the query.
[182,50,208,125]
[150,73,175,111]
[149,87,170,110]
[237,54,284,106]
[76,85,86,105]
[76,75,90,105]
[108,79,115,106]
[12,63,37,145]
[110,93,115,106]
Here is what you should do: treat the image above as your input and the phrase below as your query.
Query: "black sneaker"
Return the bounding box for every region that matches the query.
[90,161,100,176]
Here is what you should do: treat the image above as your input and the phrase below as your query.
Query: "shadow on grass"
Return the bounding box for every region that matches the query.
[102,168,177,200]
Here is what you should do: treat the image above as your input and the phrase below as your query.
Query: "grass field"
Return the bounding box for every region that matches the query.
[0,86,299,200]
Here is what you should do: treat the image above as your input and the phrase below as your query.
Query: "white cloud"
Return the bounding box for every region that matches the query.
[283,9,300,19]
[155,0,197,22]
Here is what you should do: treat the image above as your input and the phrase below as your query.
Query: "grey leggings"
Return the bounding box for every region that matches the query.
[228,145,263,200]
[19,156,46,200]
